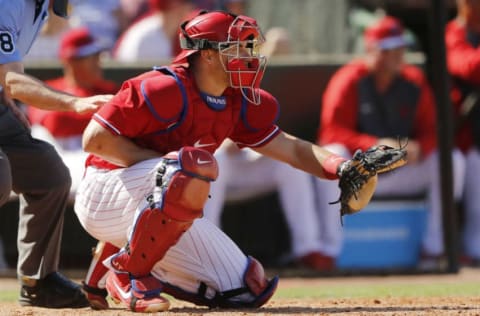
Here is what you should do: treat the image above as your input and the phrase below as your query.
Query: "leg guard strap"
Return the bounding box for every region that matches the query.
[161,256,278,308]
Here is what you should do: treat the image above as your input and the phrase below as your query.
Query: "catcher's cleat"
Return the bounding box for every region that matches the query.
[19,272,89,308]
[82,282,109,310]
[106,271,170,313]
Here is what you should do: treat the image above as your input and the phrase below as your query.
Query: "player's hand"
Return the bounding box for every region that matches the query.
[72,94,114,114]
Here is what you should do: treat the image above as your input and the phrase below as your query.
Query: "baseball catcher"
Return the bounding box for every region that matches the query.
[330,145,408,216]
[74,10,408,313]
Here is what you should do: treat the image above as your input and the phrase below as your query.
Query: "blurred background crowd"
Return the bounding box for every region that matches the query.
[22,0,458,64]
[2,0,479,275]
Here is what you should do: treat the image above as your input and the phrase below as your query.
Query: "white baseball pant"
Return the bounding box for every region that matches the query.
[74,158,252,299]
[463,147,480,259]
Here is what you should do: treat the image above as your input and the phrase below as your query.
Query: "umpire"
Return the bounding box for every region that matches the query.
[0,0,111,308]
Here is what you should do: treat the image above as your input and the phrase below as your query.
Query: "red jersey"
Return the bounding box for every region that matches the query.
[446,20,480,86]
[445,19,480,151]
[318,60,437,156]
[28,77,119,137]
[88,66,280,170]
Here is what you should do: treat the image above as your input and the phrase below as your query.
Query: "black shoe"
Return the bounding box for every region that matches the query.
[19,272,89,308]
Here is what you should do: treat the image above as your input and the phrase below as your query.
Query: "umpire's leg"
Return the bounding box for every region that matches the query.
[0,148,12,207]
[0,106,71,278]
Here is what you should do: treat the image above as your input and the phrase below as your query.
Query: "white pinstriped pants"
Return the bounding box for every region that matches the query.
[463,147,480,259]
[74,158,252,299]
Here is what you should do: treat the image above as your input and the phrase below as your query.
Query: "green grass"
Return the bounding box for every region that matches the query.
[0,291,19,302]
[275,282,480,299]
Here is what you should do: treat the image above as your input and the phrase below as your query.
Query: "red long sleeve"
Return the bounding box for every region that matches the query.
[446,20,480,85]
[318,61,378,152]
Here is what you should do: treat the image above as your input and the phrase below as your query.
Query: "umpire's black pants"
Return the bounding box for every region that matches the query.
[0,104,71,279]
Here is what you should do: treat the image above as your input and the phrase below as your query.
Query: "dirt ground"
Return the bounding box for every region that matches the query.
[1,268,480,316]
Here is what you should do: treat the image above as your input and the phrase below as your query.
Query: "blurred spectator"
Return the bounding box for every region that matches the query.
[347,7,421,54]
[195,1,293,58]
[69,0,128,52]
[28,27,119,198]
[119,0,150,25]
[261,27,292,57]
[315,16,465,270]
[446,0,480,266]
[203,140,334,271]
[193,0,245,14]
[247,0,351,55]
[24,1,72,63]
[113,0,196,63]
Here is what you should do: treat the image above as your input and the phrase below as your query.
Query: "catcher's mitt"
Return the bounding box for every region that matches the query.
[330,145,407,216]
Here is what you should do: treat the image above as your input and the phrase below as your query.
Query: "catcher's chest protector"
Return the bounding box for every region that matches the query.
[111,147,218,277]
[140,67,243,154]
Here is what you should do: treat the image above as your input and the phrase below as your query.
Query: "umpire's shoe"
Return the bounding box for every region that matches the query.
[19,272,89,308]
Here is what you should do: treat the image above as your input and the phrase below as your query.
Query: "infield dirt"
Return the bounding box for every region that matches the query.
[0,268,479,315]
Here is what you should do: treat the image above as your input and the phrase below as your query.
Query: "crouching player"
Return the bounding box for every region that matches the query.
[75,10,355,312]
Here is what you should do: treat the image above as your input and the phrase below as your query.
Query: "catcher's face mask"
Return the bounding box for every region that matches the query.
[218,16,267,105]
[176,11,267,105]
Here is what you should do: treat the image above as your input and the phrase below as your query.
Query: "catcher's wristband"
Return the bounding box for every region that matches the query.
[322,155,347,179]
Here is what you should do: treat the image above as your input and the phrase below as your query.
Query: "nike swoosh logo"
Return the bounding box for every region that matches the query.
[197,158,211,165]
[112,278,132,301]
[194,140,216,148]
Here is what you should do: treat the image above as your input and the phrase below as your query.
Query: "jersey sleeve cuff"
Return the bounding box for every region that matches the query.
[235,125,280,148]
[93,113,122,135]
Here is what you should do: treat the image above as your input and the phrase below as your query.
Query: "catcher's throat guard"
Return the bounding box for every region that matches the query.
[110,147,218,277]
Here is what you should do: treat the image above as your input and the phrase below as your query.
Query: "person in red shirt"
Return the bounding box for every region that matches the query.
[28,27,119,198]
[315,16,466,270]
[73,10,384,313]
[446,0,480,266]
[113,0,197,62]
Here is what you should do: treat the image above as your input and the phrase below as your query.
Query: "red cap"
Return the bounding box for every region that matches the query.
[364,16,409,50]
[148,0,188,11]
[59,27,104,60]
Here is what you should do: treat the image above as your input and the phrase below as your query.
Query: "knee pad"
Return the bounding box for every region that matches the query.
[161,256,278,308]
[111,147,218,277]
[160,146,218,216]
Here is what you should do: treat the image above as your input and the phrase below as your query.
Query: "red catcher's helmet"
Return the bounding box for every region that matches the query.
[173,10,267,105]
